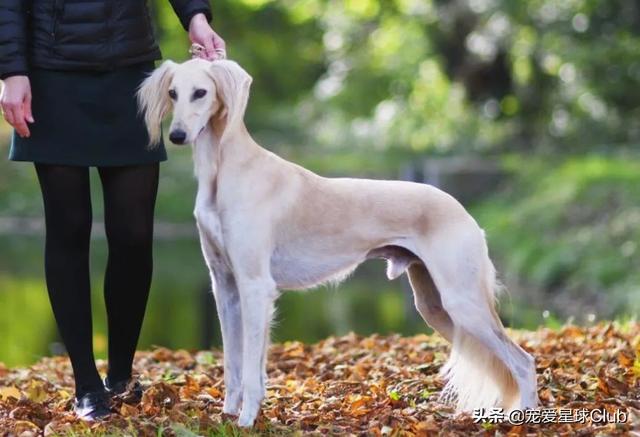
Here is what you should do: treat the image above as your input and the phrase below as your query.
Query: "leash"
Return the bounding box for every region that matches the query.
[189,43,227,60]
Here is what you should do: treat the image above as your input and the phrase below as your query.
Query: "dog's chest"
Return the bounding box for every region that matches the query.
[194,203,230,265]
[269,243,363,290]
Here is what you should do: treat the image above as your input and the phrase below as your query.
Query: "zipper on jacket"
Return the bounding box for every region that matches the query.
[51,0,65,39]
[105,0,113,68]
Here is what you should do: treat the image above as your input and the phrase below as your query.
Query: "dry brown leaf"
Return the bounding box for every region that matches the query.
[0,323,638,435]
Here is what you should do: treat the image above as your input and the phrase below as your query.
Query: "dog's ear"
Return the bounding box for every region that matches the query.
[208,60,253,143]
[137,60,176,147]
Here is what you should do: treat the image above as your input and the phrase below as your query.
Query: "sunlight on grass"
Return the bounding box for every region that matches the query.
[0,275,55,366]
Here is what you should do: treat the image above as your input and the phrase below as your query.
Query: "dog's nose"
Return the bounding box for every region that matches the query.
[169,129,187,145]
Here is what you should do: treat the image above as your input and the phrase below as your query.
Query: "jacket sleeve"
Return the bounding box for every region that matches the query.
[0,0,29,79]
[168,0,212,31]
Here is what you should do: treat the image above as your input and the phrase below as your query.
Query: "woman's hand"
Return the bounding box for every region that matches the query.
[189,13,226,60]
[1,75,33,138]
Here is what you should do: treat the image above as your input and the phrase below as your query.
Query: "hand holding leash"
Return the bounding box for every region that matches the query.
[190,43,226,60]
[188,13,226,61]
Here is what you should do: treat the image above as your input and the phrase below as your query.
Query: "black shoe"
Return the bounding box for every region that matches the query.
[104,377,143,404]
[74,390,111,421]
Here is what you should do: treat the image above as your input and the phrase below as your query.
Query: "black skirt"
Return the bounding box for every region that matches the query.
[9,62,167,167]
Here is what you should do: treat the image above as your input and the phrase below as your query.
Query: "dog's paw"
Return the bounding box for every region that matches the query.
[237,409,257,428]
[222,392,242,416]
[237,397,261,428]
[518,394,540,411]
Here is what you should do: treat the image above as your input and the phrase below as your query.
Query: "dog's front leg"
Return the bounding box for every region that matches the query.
[195,209,244,415]
[211,271,244,415]
[234,273,277,427]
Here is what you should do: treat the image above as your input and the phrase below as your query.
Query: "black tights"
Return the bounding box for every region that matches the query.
[35,163,159,397]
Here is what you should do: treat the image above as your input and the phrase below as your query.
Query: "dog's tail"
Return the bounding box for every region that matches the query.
[437,239,520,412]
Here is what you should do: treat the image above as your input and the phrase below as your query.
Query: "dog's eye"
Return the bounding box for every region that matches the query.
[168,89,177,100]
[193,89,207,100]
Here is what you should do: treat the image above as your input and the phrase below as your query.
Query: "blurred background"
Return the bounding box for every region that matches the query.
[1,0,639,366]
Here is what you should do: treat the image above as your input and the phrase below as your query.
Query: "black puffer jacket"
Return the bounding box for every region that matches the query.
[0,0,212,79]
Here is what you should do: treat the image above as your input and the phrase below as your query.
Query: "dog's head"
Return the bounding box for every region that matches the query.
[137,58,252,147]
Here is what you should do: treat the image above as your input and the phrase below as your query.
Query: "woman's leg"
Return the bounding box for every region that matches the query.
[97,163,159,383]
[35,164,103,397]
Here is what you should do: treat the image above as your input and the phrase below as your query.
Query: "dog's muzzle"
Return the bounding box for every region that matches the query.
[169,129,187,145]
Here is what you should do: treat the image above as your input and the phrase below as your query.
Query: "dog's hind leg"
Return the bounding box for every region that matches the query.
[441,298,538,412]
[407,263,454,342]
[417,227,538,412]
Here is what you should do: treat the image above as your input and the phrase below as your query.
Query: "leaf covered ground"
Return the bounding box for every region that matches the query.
[0,323,639,436]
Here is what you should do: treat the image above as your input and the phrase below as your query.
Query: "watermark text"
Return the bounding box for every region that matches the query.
[472,407,628,425]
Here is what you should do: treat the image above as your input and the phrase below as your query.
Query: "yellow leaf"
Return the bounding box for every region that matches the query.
[206,387,222,398]
[617,351,634,368]
[26,380,47,403]
[633,358,640,379]
[361,337,376,349]
[285,379,299,392]
[0,386,21,400]
[284,342,305,358]
[347,394,372,416]
[634,338,640,378]
[120,403,138,417]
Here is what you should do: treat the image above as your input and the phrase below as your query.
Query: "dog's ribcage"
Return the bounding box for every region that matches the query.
[269,240,364,290]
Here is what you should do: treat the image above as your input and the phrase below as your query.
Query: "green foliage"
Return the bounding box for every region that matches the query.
[161,0,640,157]
[0,274,54,365]
[1,0,639,364]
[474,154,640,321]
[151,0,325,146]
[3,0,640,165]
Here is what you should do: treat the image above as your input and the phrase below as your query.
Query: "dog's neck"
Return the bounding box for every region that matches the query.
[192,117,261,187]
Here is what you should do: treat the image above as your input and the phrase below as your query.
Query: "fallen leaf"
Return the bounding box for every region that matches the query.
[26,380,47,403]
[0,386,21,401]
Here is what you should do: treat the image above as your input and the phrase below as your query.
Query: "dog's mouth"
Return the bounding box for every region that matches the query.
[193,125,206,143]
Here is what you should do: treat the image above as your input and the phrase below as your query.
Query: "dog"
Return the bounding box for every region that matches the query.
[137,58,539,427]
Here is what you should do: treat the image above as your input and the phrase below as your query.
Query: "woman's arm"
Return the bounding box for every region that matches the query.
[169,0,212,30]
[0,0,29,79]
[168,1,226,60]
[0,0,33,138]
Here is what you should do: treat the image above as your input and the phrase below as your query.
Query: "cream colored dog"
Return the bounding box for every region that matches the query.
[138,59,538,427]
